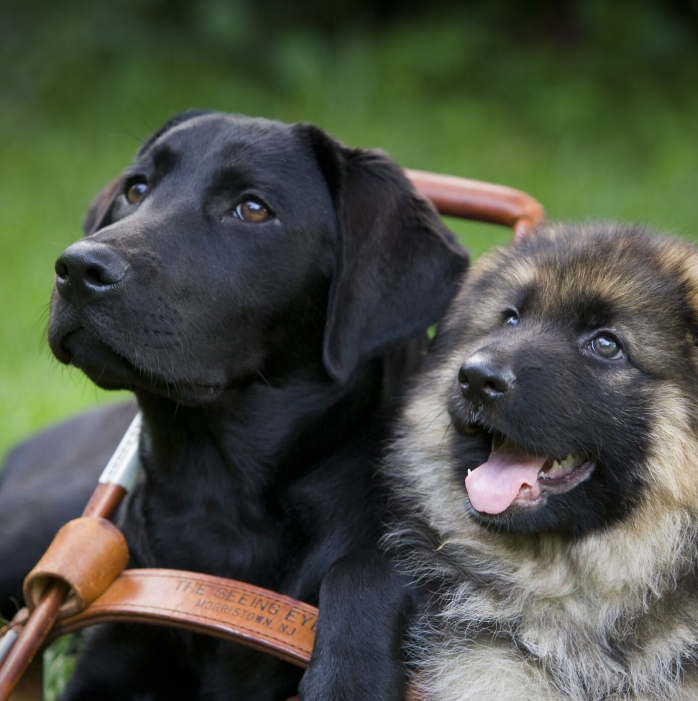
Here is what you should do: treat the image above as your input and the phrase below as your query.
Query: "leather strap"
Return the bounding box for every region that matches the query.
[405,169,544,243]
[43,569,421,697]
[5,569,425,697]
[23,518,129,618]
[49,569,317,668]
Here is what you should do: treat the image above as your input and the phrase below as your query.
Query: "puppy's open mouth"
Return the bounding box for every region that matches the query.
[464,430,595,515]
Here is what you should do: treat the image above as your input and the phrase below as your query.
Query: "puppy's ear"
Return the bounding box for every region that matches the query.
[296,124,469,384]
[82,178,121,236]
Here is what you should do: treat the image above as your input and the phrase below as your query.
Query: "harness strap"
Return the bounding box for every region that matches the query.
[48,569,317,668]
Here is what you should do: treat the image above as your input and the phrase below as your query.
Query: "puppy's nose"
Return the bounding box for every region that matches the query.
[459,355,515,404]
[55,241,129,303]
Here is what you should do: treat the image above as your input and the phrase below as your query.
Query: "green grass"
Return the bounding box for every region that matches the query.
[2,56,697,456]
[2,11,698,459]
[43,635,82,701]
[0,63,698,454]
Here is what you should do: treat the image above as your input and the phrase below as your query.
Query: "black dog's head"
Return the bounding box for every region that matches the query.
[397,224,698,539]
[48,112,467,405]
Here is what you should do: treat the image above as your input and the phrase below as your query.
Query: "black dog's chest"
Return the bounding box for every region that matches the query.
[128,474,287,589]
[123,440,383,604]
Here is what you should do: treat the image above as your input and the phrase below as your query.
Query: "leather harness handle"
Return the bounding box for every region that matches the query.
[0,173,545,701]
[406,169,545,243]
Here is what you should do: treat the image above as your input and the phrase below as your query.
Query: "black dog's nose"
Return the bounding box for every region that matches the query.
[55,241,129,303]
[459,356,515,404]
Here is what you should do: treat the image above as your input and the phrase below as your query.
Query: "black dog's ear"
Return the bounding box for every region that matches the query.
[296,124,469,384]
[82,178,121,236]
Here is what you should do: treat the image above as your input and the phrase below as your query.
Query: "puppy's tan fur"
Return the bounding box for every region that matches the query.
[386,225,698,701]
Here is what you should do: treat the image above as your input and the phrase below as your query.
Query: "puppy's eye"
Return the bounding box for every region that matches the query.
[503,309,519,327]
[234,199,273,223]
[125,179,148,205]
[589,333,624,360]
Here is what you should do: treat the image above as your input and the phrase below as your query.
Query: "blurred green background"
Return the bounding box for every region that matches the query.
[1,0,698,457]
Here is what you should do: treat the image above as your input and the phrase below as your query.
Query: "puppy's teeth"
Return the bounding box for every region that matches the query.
[561,453,577,469]
[467,469,472,476]
[550,459,562,472]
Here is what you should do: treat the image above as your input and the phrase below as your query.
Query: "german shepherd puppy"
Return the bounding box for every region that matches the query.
[380,223,698,701]
[306,224,698,701]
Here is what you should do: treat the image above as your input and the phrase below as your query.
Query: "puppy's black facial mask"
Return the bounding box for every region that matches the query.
[49,112,467,404]
[438,227,698,537]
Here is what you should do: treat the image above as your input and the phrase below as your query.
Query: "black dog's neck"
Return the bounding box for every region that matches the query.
[135,359,382,491]
[126,358,388,585]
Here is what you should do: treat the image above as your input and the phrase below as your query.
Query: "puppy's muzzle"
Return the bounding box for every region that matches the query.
[459,353,515,405]
[55,241,129,305]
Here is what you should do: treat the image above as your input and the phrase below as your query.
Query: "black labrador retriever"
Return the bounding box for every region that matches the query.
[6,111,467,700]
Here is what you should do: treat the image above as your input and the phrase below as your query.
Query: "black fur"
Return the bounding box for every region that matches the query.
[22,111,468,700]
[299,549,416,701]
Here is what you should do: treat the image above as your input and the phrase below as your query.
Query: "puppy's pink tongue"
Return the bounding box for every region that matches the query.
[465,445,546,515]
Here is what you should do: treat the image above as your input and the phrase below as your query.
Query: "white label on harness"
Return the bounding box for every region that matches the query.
[0,629,18,664]
[98,413,142,492]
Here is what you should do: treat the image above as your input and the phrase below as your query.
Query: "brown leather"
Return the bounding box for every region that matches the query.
[24,517,129,619]
[82,483,128,520]
[406,169,545,242]
[50,569,317,668]
[55,576,423,700]
[7,659,41,701]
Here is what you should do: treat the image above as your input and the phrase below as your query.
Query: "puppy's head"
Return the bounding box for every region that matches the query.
[48,112,466,405]
[400,224,698,538]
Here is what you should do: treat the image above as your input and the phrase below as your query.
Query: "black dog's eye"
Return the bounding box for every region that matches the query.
[234,199,273,224]
[125,179,148,205]
[589,333,624,360]
[503,309,519,327]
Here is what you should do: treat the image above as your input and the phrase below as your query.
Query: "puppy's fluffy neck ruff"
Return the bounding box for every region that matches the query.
[400,514,698,701]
